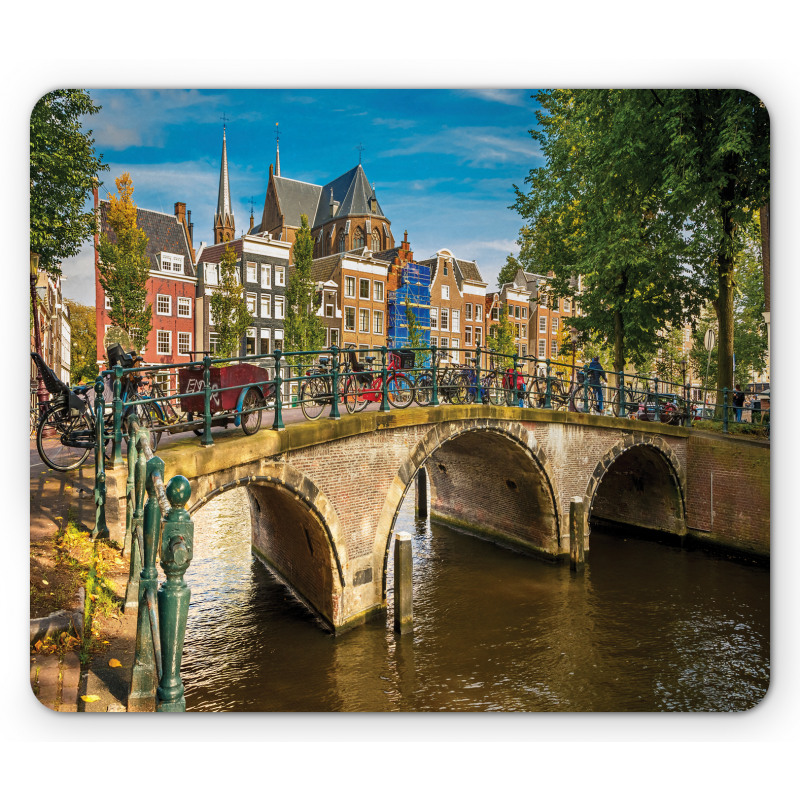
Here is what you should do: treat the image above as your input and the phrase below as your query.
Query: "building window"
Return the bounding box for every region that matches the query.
[371,230,380,251]
[359,308,369,333]
[157,330,171,355]
[260,328,270,355]
[451,339,460,363]
[551,340,558,357]
[246,262,257,283]
[491,307,499,321]
[465,326,472,345]
[552,317,559,334]
[538,339,546,358]
[274,296,285,319]
[208,306,215,326]
[205,264,218,286]
[104,294,111,310]
[359,278,370,300]
[521,324,526,339]
[539,317,547,333]
[177,297,192,318]
[345,306,355,331]
[430,336,438,348]
[465,303,472,321]
[515,324,521,339]
[275,266,285,286]
[521,344,527,356]
[440,308,449,331]
[475,327,482,346]
[330,328,339,347]
[564,298,571,313]
[156,294,171,316]
[430,307,438,330]
[261,265,272,288]
[442,285,450,301]
[325,299,334,317]
[475,304,483,321]
[161,253,184,273]
[337,231,346,253]
[539,292,548,308]
[354,227,365,248]
[261,294,271,318]
[245,327,256,356]
[373,310,383,335]
[451,309,460,334]
[246,292,257,315]
[209,332,220,355]
[178,331,191,355]
[443,264,449,276]
[373,281,384,302]
[521,307,527,320]
[514,305,520,319]
[345,276,356,298]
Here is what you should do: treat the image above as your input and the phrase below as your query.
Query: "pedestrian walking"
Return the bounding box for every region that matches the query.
[732,384,745,423]
[587,356,606,412]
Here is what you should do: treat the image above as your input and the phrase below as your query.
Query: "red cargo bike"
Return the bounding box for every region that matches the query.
[177,361,274,436]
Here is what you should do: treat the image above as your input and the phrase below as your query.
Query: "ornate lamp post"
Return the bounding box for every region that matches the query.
[30,252,49,406]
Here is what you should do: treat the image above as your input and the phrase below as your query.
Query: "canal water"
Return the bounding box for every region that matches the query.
[181,488,769,712]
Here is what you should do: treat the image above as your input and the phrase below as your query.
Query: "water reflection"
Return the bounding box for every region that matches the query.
[181,487,769,712]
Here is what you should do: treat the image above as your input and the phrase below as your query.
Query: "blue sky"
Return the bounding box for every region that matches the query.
[61,88,542,304]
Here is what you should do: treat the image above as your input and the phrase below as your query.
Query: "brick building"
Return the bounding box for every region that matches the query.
[417,249,487,364]
[94,198,197,389]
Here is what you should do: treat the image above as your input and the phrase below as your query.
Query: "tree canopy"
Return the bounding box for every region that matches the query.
[65,300,98,384]
[30,90,107,275]
[209,245,252,359]
[97,174,152,354]
[513,89,769,394]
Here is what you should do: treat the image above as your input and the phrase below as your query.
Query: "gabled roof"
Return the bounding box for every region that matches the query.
[312,164,386,227]
[271,176,322,230]
[99,201,195,277]
[453,257,485,285]
[195,239,243,265]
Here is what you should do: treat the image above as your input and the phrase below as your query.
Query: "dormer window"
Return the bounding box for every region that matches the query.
[205,263,218,285]
[160,252,184,273]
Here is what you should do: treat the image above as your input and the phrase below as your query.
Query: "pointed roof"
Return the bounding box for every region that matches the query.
[312,164,386,227]
[215,127,234,225]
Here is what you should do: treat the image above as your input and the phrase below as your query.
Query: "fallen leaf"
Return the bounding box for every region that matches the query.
[41,579,49,585]
[108,658,122,668]
[81,695,101,703]
[113,558,124,565]
[102,640,109,644]
[34,641,42,652]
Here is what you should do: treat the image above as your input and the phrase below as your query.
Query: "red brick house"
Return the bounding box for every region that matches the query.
[94,196,198,390]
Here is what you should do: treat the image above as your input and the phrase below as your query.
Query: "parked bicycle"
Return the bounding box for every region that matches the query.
[298,351,351,420]
[416,350,470,405]
[32,344,162,471]
[342,348,416,413]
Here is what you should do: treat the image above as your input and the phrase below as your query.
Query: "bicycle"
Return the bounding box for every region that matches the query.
[32,345,162,471]
[298,352,351,420]
[416,351,484,405]
[526,369,573,410]
[342,348,416,412]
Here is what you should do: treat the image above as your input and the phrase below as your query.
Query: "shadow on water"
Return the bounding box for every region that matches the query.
[181,487,769,712]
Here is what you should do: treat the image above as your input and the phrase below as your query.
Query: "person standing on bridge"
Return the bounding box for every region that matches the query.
[732,384,745,423]
[588,356,607,412]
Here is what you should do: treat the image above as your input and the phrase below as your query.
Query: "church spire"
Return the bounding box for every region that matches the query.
[214,121,235,244]
[275,122,281,177]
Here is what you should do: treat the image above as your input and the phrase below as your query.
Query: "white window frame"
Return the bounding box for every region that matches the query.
[430,307,438,330]
[161,252,184,273]
[246,262,257,283]
[465,326,472,345]
[205,263,218,286]
[156,294,172,316]
[359,278,370,300]
[157,330,172,355]
[451,309,460,334]
[539,317,547,333]
[465,303,472,321]
[564,298,571,313]
[209,332,220,355]
[105,294,111,310]
[475,327,482,346]
[538,339,546,358]
[177,297,192,318]
[451,339,460,362]
[373,281,384,302]
[261,294,271,318]
[261,264,272,289]
[178,331,192,355]
[359,308,369,334]
[345,276,356,298]
[260,328,271,355]
[344,306,356,332]
[275,266,285,286]
[373,310,384,335]
[442,285,450,301]
[440,307,449,331]
[274,296,285,319]
[551,340,558,357]
[246,292,257,315]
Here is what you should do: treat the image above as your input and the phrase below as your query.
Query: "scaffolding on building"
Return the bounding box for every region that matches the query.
[387,261,431,361]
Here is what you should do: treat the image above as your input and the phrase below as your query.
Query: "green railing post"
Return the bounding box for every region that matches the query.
[128,454,164,712]
[93,375,109,540]
[272,350,285,430]
[112,365,124,467]
[380,345,390,412]
[124,429,147,609]
[156,475,194,712]
[686,382,692,428]
[430,344,439,407]
[475,344,483,403]
[723,388,729,433]
[583,378,590,413]
[124,418,137,556]
[618,370,626,418]
[201,355,214,446]
[329,345,341,420]
[653,377,661,422]
[544,358,552,409]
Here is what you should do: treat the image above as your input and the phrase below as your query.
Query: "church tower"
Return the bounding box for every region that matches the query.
[213,125,236,244]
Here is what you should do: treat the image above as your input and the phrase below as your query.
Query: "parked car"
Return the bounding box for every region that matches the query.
[692,404,715,421]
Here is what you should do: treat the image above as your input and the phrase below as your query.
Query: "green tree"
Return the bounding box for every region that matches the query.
[513,90,703,377]
[497,253,522,288]
[97,174,152,353]
[30,90,107,276]
[404,298,425,349]
[65,300,99,384]
[209,245,252,359]
[487,303,516,369]
[285,214,325,366]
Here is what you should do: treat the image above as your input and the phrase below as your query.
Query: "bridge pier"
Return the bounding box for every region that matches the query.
[415,467,428,519]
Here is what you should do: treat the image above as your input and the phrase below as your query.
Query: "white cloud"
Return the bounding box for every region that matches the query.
[373,117,417,129]
[460,89,531,107]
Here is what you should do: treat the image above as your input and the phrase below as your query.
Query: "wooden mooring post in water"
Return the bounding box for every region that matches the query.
[394,532,413,634]
[570,497,585,573]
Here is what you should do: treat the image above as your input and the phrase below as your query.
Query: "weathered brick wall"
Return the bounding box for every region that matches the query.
[686,435,770,556]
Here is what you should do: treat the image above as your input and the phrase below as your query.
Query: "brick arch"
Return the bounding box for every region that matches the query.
[374,418,562,598]
[187,463,347,628]
[585,434,687,537]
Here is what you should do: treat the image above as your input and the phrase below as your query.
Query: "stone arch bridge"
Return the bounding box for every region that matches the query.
[112,405,769,633]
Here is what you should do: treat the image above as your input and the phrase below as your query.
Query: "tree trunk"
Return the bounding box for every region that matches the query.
[613,308,624,414]
[716,212,736,399]
[759,202,770,313]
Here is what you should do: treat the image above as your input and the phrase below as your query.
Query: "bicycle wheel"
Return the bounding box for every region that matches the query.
[486,374,504,405]
[132,401,165,452]
[451,373,470,405]
[300,376,327,420]
[37,405,93,471]
[386,373,414,409]
[343,374,369,413]
[414,371,434,406]
[240,387,263,435]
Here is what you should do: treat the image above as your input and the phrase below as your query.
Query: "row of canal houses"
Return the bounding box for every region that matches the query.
[94,129,572,397]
